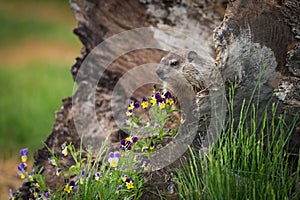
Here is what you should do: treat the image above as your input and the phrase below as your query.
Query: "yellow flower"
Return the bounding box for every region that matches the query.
[62,147,68,157]
[21,155,27,163]
[126,181,134,190]
[159,102,165,110]
[79,178,84,185]
[128,103,134,111]
[109,160,118,167]
[64,185,73,193]
[141,101,149,109]
[121,175,127,182]
[126,111,133,116]
[166,98,174,105]
[180,117,186,124]
[20,172,26,179]
[149,97,156,106]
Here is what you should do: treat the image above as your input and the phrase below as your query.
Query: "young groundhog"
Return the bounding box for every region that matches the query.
[156,50,216,115]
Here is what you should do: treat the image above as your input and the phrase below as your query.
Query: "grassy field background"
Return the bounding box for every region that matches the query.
[0,0,81,198]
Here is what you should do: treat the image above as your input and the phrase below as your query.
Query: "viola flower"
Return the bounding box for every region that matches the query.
[180,113,186,124]
[149,94,157,106]
[20,148,28,163]
[33,178,40,188]
[126,135,138,143]
[127,102,135,111]
[9,188,14,200]
[155,92,163,104]
[120,136,138,151]
[17,162,27,179]
[166,98,174,106]
[30,187,40,199]
[141,157,150,171]
[56,168,61,176]
[48,157,57,167]
[121,174,127,182]
[108,151,121,167]
[141,97,149,109]
[61,143,68,157]
[79,170,86,185]
[126,110,133,117]
[164,91,172,99]
[159,102,166,110]
[64,180,75,194]
[94,172,103,182]
[124,178,134,190]
[127,100,139,111]
[44,190,50,199]
[116,185,122,192]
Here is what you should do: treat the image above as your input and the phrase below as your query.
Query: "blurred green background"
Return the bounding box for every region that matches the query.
[0,0,81,159]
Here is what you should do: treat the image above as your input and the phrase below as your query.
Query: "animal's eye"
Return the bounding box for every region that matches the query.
[170,60,179,67]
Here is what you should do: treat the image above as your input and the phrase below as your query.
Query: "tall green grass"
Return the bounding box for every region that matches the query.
[175,83,300,199]
[0,62,74,158]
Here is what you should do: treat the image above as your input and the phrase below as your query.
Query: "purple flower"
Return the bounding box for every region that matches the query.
[120,136,138,151]
[133,100,139,109]
[44,190,50,198]
[56,168,61,176]
[155,92,163,103]
[20,148,28,163]
[116,185,122,191]
[9,188,13,198]
[108,151,121,167]
[164,91,172,99]
[17,162,27,179]
[124,178,134,190]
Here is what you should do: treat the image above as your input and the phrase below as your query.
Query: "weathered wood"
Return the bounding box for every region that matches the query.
[214,0,300,154]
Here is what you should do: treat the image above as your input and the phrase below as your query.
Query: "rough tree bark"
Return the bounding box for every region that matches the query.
[13,0,299,199]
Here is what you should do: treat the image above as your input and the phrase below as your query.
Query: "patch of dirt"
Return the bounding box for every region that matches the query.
[0,39,80,68]
[0,157,32,200]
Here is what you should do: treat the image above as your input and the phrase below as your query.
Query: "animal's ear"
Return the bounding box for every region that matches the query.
[187,51,197,62]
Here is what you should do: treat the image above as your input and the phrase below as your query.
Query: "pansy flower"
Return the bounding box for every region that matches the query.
[79,170,86,185]
[127,100,139,111]
[44,190,50,199]
[149,94,157,106]
[121,174,127,182]
[108,151,121,167]
[56,168,61,176]
[120,136,138,151]
[32,178,40,188]
[126,100,139,117]
[30,187,40,199]
[141,97,149,109]
[159,102,166,110]
[64,180,75,194]
[180,113,186,124]
[124,178,134,190]
[116,185,122,192]
[126,109,133,117]
[17,162,27,179]
[61,143,68,157]
[20,148,28,163]
[155,92,163,104]
[94,172,103,182]
[48,157,57,167]
[9,188,14,200]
